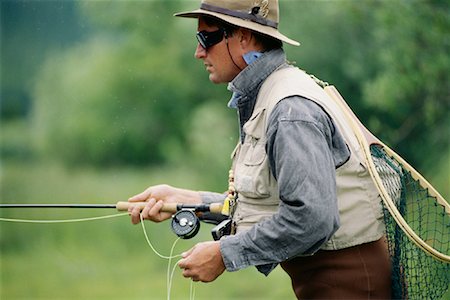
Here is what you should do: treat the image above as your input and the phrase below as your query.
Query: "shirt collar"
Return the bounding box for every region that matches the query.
[227,51,263,109]
[243,51,263,65]
[227,48,287,109]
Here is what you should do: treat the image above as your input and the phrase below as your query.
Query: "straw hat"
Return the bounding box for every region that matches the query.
[174,0,300,46]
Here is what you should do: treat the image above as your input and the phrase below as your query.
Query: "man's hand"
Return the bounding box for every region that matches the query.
[178,241,225,282]
[127,184,202,224]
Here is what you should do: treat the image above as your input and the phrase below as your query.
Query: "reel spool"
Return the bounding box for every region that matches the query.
[171,209,200,239]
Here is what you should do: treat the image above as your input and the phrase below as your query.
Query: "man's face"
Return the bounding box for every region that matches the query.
[195,18,242,84]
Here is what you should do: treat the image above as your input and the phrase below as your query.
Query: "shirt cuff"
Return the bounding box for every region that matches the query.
[219,234,278,276]
[220,234,247,272]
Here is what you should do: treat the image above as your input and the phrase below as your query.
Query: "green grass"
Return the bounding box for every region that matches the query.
[2,158,448,300]
[0,161,293,300]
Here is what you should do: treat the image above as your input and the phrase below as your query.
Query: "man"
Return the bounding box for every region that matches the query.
[129,0,391,298]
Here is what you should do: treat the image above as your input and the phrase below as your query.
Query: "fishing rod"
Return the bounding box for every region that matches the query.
[0,202,223,212]
[0,201,224,239]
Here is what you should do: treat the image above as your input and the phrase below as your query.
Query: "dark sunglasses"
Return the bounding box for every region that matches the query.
[196,28,226,50]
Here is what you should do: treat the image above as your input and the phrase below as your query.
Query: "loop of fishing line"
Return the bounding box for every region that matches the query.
[139,213,182,260]
[138,213,194,300]
[140,212,196,300]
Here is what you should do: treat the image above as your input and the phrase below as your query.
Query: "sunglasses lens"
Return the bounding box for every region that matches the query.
[196,32,208,49]
[196,28,224,49]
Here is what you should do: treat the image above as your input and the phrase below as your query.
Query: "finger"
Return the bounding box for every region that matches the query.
[147,200,164,220]
[181,246,195,258]
[190,275,200,282]
[130,205,142,225]
[141,198,156,219]
[181,267,198,281]
[181,268,200,282]
[178,257,188,270]
[128,187,152,203]
[181,268,190,278]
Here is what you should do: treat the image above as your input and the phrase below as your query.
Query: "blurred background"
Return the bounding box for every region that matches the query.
[1,0,448,299]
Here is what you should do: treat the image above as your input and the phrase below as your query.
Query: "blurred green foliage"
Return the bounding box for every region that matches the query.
[1,0,449,299]
[32,1,203,166]
[2,1,449,178]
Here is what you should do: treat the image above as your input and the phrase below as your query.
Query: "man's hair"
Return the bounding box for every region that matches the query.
[202,16,283,51]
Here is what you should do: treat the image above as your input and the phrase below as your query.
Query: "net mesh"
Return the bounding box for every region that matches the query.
[371,145,450,300]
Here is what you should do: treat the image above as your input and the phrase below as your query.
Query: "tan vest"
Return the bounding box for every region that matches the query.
[231,67,385,250]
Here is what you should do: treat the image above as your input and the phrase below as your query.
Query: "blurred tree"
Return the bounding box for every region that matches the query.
[32,1,230,166]
[185,101,238,190]
[359,1,449,175]
[0,1,89,120]
[29,0,448,195]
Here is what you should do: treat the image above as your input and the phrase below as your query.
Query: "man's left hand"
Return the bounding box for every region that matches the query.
[178,241,225,282]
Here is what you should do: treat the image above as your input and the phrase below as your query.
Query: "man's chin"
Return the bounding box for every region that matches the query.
[209,74,222,84]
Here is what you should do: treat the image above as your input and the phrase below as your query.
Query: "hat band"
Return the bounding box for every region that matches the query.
[200,3,278,29]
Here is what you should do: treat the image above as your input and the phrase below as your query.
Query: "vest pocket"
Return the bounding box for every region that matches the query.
[234,201,279,233]
[242,137,266,165]
[235,137,272,199]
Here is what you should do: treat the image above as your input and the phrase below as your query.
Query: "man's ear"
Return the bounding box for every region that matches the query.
[238,28,264,52]
[238,28,254,49]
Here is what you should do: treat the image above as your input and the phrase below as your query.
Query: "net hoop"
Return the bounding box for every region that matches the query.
[324,86,450,263]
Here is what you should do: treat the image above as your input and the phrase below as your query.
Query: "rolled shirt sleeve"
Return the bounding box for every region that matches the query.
[199,191,227,204]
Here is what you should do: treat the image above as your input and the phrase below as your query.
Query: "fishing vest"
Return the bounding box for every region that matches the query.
[231,66,385,250]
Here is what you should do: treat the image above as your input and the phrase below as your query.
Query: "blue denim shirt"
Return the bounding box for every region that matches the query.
[201,49,349,275]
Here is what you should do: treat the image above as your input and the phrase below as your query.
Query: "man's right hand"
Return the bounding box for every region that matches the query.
[127,184,202,224]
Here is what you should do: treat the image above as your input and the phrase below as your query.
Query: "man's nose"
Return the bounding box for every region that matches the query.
[194,43,206,59]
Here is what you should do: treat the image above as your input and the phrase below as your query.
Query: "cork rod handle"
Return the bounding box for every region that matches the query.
[115,201,223,214]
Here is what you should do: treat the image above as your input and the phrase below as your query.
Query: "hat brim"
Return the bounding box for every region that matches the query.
[174,9,300,46]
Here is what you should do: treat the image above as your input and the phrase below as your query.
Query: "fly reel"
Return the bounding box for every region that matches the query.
[171,209,200,239]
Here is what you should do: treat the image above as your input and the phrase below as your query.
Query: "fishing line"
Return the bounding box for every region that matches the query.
[166,257,196,300]
[0,211,196,300]
[169,259,183,300]
[168,239,180,296]
[166,258,196,300]
[139,213,195,300]
[139,213,181,260]
[0,213,128,223]
[190,279,196,300]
